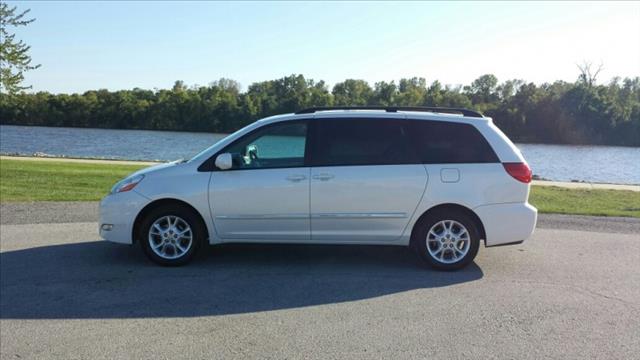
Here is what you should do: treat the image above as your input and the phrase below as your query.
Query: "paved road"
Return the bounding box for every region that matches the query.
[1,205,639,359]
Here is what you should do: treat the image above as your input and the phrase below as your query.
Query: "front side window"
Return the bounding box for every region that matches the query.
[223,121,307,169]
[408,120,499,164]
[313,119,418,166]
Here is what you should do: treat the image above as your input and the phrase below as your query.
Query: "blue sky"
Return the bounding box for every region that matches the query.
[8,1,640,93]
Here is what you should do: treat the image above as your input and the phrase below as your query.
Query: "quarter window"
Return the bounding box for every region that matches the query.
[312,119,418,166]
[408,121,499,164]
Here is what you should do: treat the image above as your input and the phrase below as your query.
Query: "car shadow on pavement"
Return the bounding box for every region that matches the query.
[0,240,483,319]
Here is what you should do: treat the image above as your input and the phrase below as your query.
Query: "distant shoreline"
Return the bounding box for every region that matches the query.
[2,123,639,149]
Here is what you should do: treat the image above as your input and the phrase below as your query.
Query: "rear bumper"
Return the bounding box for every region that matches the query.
[474,202,537,247]
[99,190,150,244]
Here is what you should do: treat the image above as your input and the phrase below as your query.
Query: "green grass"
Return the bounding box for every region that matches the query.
[0,159,146,202]
[529,186,640,218]
[1,158,639,218]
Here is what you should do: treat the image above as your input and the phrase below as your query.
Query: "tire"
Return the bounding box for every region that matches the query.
[412,209,480,271]
[138,204,205,266]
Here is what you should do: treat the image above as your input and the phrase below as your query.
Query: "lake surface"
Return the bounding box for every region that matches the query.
[1,125,639,185]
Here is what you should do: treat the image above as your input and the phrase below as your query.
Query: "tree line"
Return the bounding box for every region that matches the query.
[1,72,639,146]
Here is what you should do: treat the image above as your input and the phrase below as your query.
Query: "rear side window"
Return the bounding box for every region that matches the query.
[408,120,499,164]
[313,119,419,166]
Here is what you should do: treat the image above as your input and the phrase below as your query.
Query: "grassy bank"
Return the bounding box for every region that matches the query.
[529,186,640,218]
[0,158,144,202]
[1,158,639,218]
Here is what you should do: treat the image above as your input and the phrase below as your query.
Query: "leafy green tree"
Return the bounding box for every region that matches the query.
[465,74,499,106]
[396,77,427,106]
[424,81,472,108]
[332,79,372,105]
[371,81,397,106]
[0,3,40,94]
[1,72,638,146]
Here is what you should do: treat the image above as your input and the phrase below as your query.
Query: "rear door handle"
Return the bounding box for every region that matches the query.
[286,174,307,182]
[312,173,334,181]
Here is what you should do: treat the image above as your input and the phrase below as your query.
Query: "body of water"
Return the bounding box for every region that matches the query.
[1,125,639,185]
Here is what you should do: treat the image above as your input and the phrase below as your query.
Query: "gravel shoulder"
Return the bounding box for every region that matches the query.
[2,201,639,234]
[1,201,99,225]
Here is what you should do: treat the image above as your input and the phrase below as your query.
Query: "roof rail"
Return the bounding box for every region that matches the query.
[294,106,484,118]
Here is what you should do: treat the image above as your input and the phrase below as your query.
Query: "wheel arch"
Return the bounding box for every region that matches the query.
[410,203,487,247]
[132,198,209,244]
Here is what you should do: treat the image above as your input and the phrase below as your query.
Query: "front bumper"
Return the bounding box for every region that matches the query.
[474,202,537,247]
[99,190,150,244]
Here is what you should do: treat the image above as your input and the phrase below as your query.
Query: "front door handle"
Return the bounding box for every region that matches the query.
[312,173,334,181]
[286,174,307,182]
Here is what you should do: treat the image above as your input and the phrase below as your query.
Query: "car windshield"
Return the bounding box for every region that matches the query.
[188,121,270,163]
[187,137,228,163]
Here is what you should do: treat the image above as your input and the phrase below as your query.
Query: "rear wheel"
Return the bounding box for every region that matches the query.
[412,209,480,270]
[138,205,205,266]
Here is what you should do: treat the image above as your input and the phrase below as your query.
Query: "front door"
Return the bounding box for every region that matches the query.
[209,121,310,240]
[309,118,427,242]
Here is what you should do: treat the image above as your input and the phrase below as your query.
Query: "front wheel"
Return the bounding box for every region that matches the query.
[412,210,480,270]
[138,205,205,266]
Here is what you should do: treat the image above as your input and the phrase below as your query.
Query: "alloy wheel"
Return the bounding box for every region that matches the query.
[148,215,193,260]
[425,220,471,264]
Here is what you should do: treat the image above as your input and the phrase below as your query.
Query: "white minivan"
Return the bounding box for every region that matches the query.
[100,107,537,270]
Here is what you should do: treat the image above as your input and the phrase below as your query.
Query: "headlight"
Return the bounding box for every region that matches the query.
[111,174,145,194]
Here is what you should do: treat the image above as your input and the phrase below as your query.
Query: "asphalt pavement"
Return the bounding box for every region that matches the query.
[0,203,639,359]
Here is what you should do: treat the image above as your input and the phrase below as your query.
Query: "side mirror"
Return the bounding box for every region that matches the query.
[214,153,233,170]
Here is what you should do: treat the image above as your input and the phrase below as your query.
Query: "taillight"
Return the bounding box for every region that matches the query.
[503,162,532,183]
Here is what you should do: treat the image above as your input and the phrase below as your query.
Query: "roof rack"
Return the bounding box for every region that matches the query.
[295,106,484,118]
